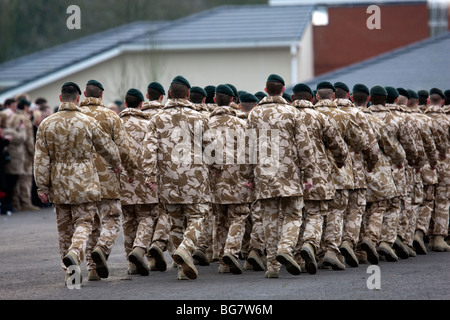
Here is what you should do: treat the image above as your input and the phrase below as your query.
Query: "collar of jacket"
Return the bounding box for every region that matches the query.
[334,98,354,108]
[192,103,209,113]
[409,105,422,114]
[385,103,404,112]
[79,97,105,108]
[118,107,151,120]
[315,99,337,108]
[259,96,288,106]
[164,99,195,110]
[292,99,314,109]
[58,103,81,112]
[142,101,163,111]
[210,105,237,118]
[369,104,390,112]
[424,105,444,114]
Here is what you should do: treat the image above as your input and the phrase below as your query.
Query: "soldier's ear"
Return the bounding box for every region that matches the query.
[350,95,354,102]
[367,96,371,103]
[59,95,63,102]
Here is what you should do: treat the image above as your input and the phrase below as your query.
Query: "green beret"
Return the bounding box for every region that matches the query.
[407,89,418,99]
[418,90,429,98]
[225,84,238,97]
[430,88,445,99]
[62,81,81,95]
[148,82,165,95]
[385,86,399,98]
[293,83,314,96]
[283,92,293,103]
[370,85,388,97]
[316,81,335,92]
[255,91,267,100]
[267,74,285,86]
[397,87,410,99]
[204,85,216,96]
[239,92,259,103]
[87,79,104,91]
[171,75,191,89]
[190,86,207,97]
[444,90,450,99]
[126,88,145,102]
[334,82,349,92]
[216,84,234,97]
[352,84,370,95]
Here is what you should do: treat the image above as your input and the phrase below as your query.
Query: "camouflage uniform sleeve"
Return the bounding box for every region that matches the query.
[380,126,406,167]
[355,112,379,170]
[141,120,158,184]
[91,122,122,171]
[397,117,419,166]
[420,124,438,168]
[112,115,138,178]
[344,118,368,153]
[321,115,348,168]
[430,121,448,158]
[33,126,51,195]
[294,111,316,183]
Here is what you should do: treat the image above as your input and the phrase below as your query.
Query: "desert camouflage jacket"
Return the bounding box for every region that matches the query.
[80,98,138,199]
[142,101,164,119]
[118,108,158,205]
[335,98,379,189]
[13,109,35,175]
[34,102,121,204]
[142,98,212,204]
[207,106,254,204]
[3,112,27,175]
[358,107,404,202]
[315,99,369,190]
[247,96,316,200]
[230,102,248,120]
[293,99,348,200]
[191,103,211,118]
[424,105,450,185]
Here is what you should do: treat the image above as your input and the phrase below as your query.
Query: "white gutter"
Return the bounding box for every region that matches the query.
[0,48,122,103]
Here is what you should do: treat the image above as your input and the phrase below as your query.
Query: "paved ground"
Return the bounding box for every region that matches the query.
[0,208,449,306]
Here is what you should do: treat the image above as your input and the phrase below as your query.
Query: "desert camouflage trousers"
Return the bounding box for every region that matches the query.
[259,196,303,272]
[12,174,34,209]
[146,202,172,258]
[342,189,366,249]
[397,190,420,247]
[196,205,214,259]
[122,203,159,257]
[379,197,401,245]
[86,199,122,270]
[429,184,450,237]
[358,199,386,248]
[295,200,328,254]
[54,202,96,271]
[214,203,251,260]
[321,190,349,255]
[166,203,210,255]
[238,201,265,260]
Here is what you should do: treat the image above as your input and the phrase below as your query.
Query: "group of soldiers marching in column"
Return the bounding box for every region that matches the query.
[33,74,450,284]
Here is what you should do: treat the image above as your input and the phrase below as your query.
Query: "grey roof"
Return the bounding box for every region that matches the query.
[297,32,450,93]
[0,21,169,93]
[270,0,426,6]
[132,5,314,47]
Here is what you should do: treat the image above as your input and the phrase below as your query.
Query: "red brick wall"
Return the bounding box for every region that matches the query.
[313,4,429,76]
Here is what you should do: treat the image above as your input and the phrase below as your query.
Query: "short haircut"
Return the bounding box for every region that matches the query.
[292,92,313,102]
[214,92,233,107]
[429,94,443,105]
[169,83,189,99]
[335,88,348,99]
[352,92,369,106]
[147,88,163,101]
[317,88,334,100]
[418,96,428,105]
[266,82,284,96]
[35,98,47,105]
[386,95,397,104]
[370,95,387,105]
[240,102,256,113]
[125,95,142,109]
[189,92,206,104]
[85,84,103,98]
[4,99,16,107]
[61,85,80,102]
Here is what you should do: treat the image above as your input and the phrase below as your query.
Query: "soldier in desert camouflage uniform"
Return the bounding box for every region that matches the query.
[80,80,138,280]
[141,82,172,271]
[206,84,254,274]
[443,90,450,245]
[352,84,406,265]
[315,81,373,270]
[247,74,316,278]
[291,83,348,274]
[118,89,162,276]
[34,82,122,284]
[142,76,212,280]
[369,86,419,262]
[422,88,450,252]
[334,82,379,268]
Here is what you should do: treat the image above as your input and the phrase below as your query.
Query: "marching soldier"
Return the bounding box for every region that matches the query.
[34,82,122,284]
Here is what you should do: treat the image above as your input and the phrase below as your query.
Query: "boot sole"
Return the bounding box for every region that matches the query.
[393,241,410,259]
[192,251,210,266]
[276,254,301,275]
[91,250,109,279]
[339,246,359,268]
[128,253,150,276]
[361,242,379,265]
[173,253,198,280]
[222,254,243,275]
[322,257,346,270]
[299,247,317,274]
[149,247,167,272]
[247,256,266,272]
[377,248,398,262]
[413,240,427,255]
